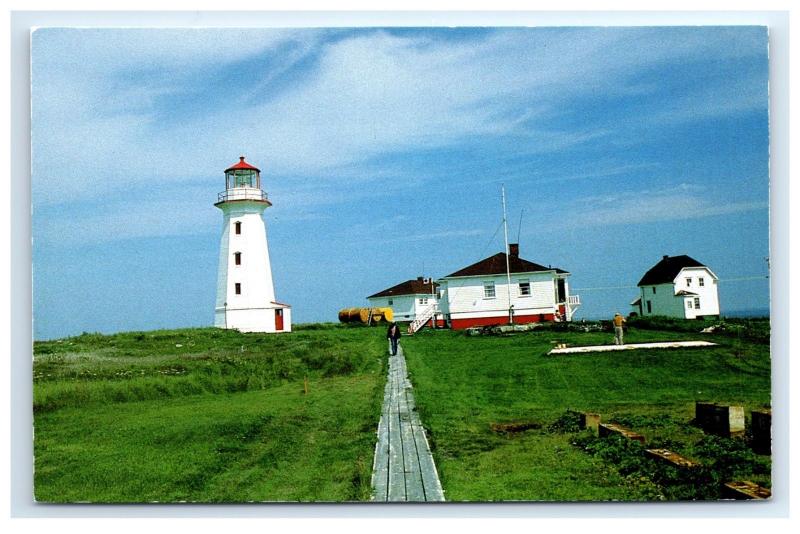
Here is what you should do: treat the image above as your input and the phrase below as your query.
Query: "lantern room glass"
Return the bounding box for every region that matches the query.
[226,169,260,189]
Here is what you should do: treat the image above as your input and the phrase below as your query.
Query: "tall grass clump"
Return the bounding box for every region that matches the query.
[34,325,387,413]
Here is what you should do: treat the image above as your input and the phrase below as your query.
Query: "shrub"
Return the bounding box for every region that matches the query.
[573,430,770,500]
[627,315,770,344]
[547,411,583,433]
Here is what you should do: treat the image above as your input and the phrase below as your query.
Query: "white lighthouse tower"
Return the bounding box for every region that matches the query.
[214,156,291,333]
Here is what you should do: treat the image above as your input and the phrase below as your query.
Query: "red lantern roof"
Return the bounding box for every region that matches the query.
[225,156,261,173]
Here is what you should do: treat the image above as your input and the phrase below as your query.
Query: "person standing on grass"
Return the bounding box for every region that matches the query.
[613,312,626,345]
[387,322,401,356]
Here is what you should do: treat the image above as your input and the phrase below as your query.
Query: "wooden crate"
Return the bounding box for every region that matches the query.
[751,409,771,455]
[580,412,601,435]
[695,402,745,438]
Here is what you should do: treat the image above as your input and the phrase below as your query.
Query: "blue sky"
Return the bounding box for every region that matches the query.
[31,26,770,340]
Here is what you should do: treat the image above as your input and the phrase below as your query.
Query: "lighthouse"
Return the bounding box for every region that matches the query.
[214,156,291,333]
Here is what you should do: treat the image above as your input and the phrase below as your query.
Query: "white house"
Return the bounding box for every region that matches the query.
[214,156,291,333]
[367,277,443,328]
[630,255,720,319]
[437,244,580,330]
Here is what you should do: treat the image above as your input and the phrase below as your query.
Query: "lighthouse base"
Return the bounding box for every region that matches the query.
[215,304,292,333]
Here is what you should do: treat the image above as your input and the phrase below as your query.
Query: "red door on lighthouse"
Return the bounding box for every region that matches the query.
[275,309,284,331]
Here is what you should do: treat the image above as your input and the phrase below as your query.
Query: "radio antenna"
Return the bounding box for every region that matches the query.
[502,185,513,324]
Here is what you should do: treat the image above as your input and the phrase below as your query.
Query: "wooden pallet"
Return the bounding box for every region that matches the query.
[598,423,646,443]
[645,448,700,469]
[549,341,717,355]
[722,481,771,500]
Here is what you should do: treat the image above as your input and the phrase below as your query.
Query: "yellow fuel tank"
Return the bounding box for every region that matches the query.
[337,308,359,323]
[377,307,394,322]
[338,307,395,324]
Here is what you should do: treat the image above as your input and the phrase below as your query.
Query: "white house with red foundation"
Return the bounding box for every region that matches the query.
[437,244,580,330]
[214,156,291,333]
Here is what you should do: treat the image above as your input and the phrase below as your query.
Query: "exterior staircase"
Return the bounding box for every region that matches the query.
[566,294,581,320]
[407,303,437,335]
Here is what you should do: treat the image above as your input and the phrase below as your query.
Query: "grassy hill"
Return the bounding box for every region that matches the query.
[34,320,771,502]
[33,324,387,502]
[402,321,771,501]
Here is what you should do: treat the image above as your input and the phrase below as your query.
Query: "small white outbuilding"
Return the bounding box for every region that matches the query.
[366,277,442,327]
[631,255,720,319]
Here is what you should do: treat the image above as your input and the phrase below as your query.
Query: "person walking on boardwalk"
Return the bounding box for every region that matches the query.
[387,322,401,356]
[613,312,626,345]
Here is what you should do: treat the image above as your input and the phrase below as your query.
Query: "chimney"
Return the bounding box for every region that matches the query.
[509,243,519,258]
[663,255,669,260]
[417,276,424,281]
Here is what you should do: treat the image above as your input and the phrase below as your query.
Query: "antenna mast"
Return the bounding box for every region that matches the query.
[501,185,513,324]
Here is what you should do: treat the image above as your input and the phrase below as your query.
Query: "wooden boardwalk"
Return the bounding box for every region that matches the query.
[371,345,445,502]
[548,340,717,355]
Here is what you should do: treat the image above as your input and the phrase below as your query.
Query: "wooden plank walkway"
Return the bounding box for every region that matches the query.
[548,340,717,355]
[371,345,445,502]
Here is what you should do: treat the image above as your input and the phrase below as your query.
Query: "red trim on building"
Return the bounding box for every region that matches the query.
[450,313,556,330]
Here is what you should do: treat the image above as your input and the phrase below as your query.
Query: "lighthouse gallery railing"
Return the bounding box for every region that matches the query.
[217,189,269,203]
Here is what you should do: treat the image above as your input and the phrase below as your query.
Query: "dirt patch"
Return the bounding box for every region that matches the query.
[490,421,542,434]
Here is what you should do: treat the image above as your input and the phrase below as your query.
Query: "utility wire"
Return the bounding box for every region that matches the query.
[717,276,769,282]
[572,276,768,292]
[477,219,506,261]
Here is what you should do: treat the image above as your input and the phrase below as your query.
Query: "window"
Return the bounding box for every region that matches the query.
[484,281,496,299]
[646,300,652,314]
[234,221,242,235]
[694,297,701,309]
[519,279,531,297]
[699,277,705,287]
[652,287,656,294]
[235,283,241,295]
[234,252,242,266]
[419,297,428,305]
[686,277,692,286]
[687,300,693,309]
[388,299,393,306]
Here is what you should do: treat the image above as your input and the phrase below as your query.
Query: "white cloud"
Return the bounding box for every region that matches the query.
[31,27,768,218]
[32,28,300,73]
[383,229,485,243]
[542,186,768,231]
[538,162,662,184]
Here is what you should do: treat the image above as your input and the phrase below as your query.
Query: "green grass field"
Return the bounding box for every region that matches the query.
[401,323,771,501]
[34,320,771,502]
[33,325,386,502]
